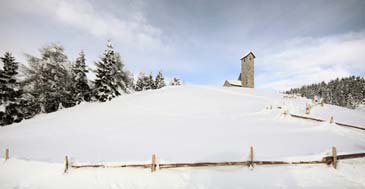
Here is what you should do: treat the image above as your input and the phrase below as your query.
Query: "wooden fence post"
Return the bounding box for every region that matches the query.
[151,154,156,172]
[332,147,337,169]
[64,156,69,174]
[283,110,288,116]
[250,146,254,167]
[305,103,311,114]
[5,148,9,160]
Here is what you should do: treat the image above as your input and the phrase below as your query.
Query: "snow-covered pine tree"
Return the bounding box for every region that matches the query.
[113,53,134,93]
[72,51,91,103]
[170,77,182,86]
[135,73,143,91]
[0,67,5,125]
[286,76,365,109]
[20,56,42,119]
[154,71,166,89]
[0,52,23,126]
[94,40,133,101]
[23,43,75,113]
[94,50,114,102]
[19,92,40,120]
[147,73,155,90]
[0,67,6,106]
[135,72,148,91]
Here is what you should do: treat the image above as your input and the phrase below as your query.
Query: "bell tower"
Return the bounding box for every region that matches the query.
[240,52,255,88]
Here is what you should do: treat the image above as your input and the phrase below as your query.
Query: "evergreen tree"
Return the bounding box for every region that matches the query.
[72,51,91,103]
[135,72,151,91]
[170,77,182,86]
[286,76,365,109]
[0,52,23,126]
[19,92,41,119]
[135,73,144,91]
[113,53,134,93]
[94,40,133,101]
[0,67,6,105]
[147,73,155,90]
[94,50,114,102]
[154,71,166,89]
[20,56,42,119]
[22,43,75,113]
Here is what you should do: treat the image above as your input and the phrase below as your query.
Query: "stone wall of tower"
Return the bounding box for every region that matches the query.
[241,54,254,88]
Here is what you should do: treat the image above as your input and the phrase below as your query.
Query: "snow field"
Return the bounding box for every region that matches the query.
[0,85,364,188]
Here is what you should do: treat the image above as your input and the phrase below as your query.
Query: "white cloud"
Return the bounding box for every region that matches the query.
[56,0,108,37]
[6,0,164,51]
[257,31,365,91]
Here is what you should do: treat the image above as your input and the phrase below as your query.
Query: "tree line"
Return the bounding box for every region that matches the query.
[0,41,182,126]
[286,76,365,109]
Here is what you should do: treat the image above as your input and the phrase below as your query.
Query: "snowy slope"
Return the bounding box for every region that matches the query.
[1,85,365,188]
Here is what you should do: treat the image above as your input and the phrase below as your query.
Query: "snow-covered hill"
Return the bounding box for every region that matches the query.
[1,85,365,188]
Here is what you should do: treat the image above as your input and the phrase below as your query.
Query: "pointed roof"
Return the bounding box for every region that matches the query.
[240,51,255,60]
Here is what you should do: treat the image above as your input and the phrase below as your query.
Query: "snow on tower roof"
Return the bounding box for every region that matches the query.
[240,51,255,60]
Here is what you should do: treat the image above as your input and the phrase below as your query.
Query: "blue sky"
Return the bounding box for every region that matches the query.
[1,0,365,90]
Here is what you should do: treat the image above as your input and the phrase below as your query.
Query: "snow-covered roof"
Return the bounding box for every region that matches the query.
[225,80,242,87]
[240,51,255,60]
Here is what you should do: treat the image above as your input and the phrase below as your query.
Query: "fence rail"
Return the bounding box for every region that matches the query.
[3,147,365,174]
[64,147,365,173]
[288,113,365,131]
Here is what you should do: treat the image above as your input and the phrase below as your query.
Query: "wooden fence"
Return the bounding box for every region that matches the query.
[3,147,365,174]
[278,96,365,131]
[289,113,365,131]
[61,147,365,173]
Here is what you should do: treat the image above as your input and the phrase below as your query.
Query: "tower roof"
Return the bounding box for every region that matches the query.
[240,51,255,60]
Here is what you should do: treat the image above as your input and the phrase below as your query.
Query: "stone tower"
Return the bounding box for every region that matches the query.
[240,52,255,88]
